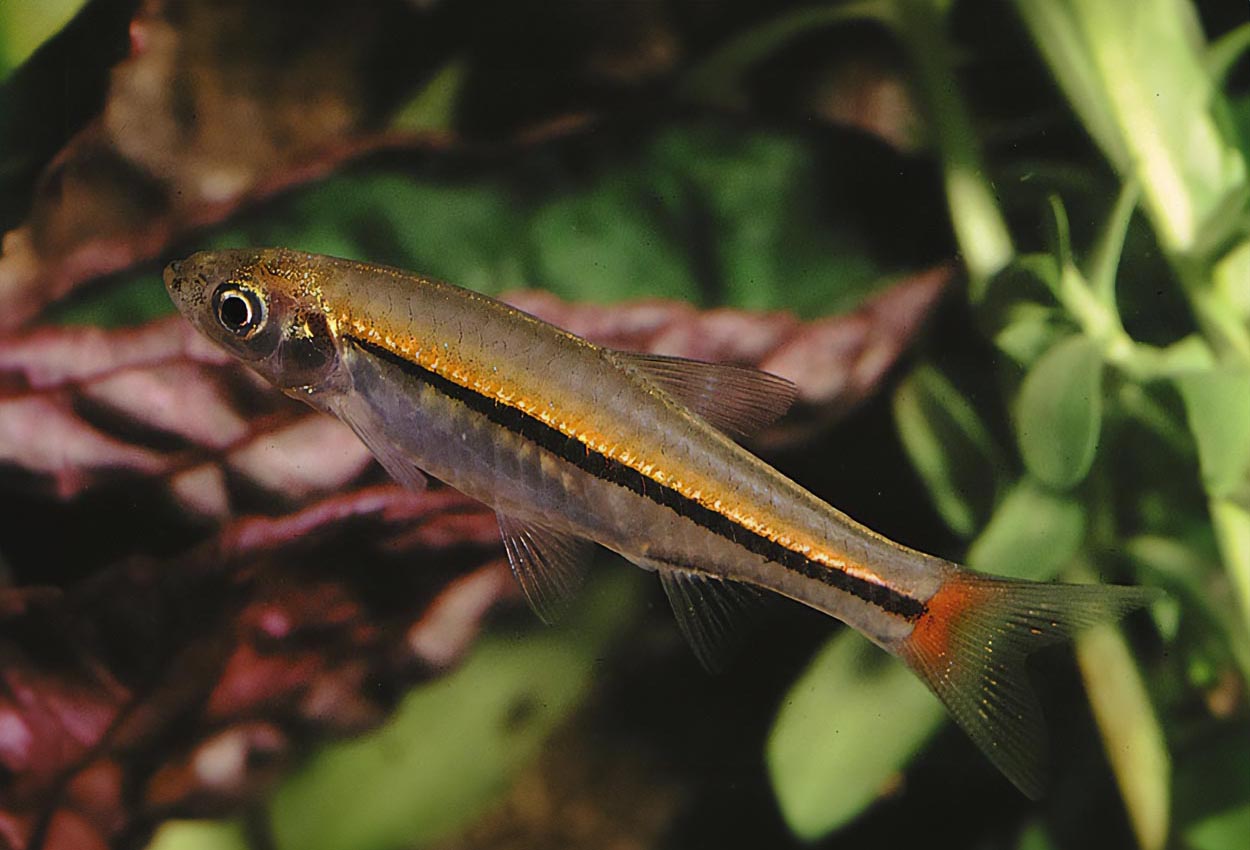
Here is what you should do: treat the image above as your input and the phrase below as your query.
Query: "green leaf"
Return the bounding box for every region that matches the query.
[193,122,886,316]
[222,172,530,296]
[527,168,701,305]
[896,0,1013,288]
[766,629,942,841]
[1207,22,1250,86]
[1085,180,1140,307]
[1075,623,1171,850]
[647,125,882,315]
[1015,821,1058,850]
[267,571,640,850]
[993,303,1071,366]
[1046,195,1074,273]
[979,255,1071,366]
[1185,804,1250,850]
[769,474,1086,841]
[1127,534,1250,683]
[893,364,1006,537]
[1174,726,1250,832]
[967,476,1086,580]
[145,821,249,850]
[680,1,893,110]
[389,59,468,135]
[0,0,86,78]
[1015,334,1105,490]
[45,272,175,327]
[1213,239,1250,332]
[1015,0,1247,254]
[1208,499,1250,664]
[1175,368,1250,500]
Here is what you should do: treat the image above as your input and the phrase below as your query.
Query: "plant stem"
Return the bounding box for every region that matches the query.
[1210,498,1250,642]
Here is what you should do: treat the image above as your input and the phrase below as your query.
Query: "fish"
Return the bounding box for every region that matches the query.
[164,247,1156,797]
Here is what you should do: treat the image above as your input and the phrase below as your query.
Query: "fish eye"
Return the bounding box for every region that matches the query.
[212,284,266,337]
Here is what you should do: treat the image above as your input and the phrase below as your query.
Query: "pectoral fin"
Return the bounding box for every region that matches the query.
[332,397,430,492]
[613,351,797,439]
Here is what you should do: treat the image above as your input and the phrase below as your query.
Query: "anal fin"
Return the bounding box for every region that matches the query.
[613,351,797,440]
[657,567,766,672]
[497,512,590,624]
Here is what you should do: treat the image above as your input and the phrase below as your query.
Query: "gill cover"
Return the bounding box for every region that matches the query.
[165,250,340,391]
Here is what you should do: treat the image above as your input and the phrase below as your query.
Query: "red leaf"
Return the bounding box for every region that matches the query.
[0,317,371,512]
[0,484,510,850]
[0,269,947,515]
[0,269,944,521]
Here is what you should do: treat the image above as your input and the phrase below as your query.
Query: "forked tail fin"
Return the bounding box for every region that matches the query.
[896,571,1158,798]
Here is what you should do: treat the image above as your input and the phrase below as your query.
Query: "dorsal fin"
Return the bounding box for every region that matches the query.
[496,512,590,624]
[613,351,797,440]
[657,567,766,672]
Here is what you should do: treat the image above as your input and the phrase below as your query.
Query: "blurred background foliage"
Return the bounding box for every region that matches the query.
[3,0,1250,849]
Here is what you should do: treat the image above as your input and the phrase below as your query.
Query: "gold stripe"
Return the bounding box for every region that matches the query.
[336,312,889,589]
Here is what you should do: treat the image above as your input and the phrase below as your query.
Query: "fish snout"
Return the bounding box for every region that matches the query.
[163,260,184,293]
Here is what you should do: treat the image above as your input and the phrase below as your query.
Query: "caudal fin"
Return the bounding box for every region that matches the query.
[896,572,1158,798]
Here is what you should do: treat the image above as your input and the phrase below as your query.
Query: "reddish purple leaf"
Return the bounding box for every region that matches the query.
[506,264,951,446]
[0,317,372,513]
[0,269,947,516]
[0,484,509,850]
[0,0,660,334]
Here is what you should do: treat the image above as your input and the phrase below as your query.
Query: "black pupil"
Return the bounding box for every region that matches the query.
[219,292,253,329]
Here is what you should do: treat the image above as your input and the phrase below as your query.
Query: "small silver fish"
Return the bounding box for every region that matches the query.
[165,247,1155,797]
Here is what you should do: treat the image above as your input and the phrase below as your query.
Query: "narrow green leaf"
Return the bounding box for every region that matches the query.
[1172,366,1250,627]
[1075,623,1171,850]
[145,820,249,850]
[1212,238,1250,325]
[1185,804,1250,850]
[1012,0,1128,173]
[1046,195,1074,273]
[1128,534,1250,684]
[1209,499,1250,662]
[967,476,1086,580]
[1086,180,1141,307]
[0,0,86,78]
[1016,0,1246,254]
[1015,821,1058,850]
[978,254,1070,366]
[766,630,942,841]
[1207,22,1250,85]
[680,1,893,110]
[268,571,640,850]
[389,59,468,135]
[893,365,1006,537]
[1015,335,1105,490]
[897,0,1013,289]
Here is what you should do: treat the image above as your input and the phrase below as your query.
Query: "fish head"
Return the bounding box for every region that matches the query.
[164,248,341,392]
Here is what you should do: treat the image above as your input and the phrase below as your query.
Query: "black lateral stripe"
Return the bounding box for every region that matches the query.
[346,335,926,621]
